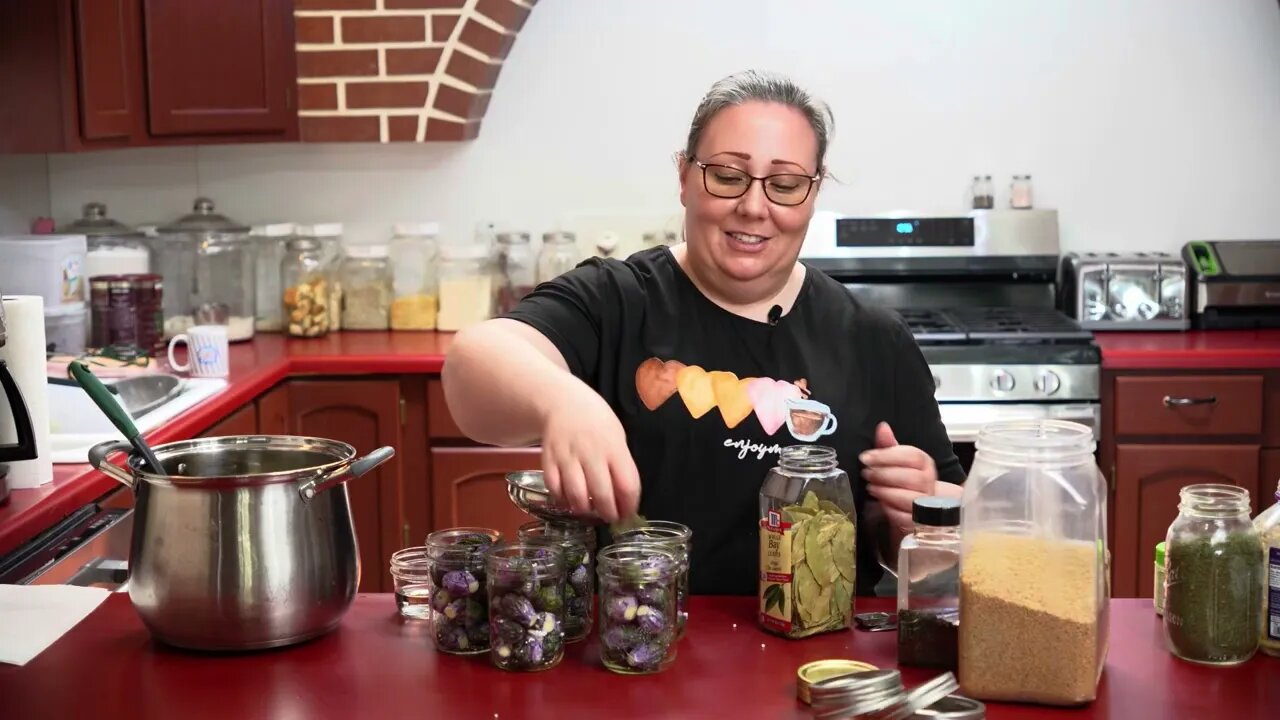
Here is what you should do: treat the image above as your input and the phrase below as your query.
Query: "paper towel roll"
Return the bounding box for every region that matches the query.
[0,295,52,488]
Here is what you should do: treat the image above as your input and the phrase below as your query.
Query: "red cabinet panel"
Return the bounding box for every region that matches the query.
[73,0,144,140]
[430,447,541,542]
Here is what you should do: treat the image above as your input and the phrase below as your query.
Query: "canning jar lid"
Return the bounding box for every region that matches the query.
[159,197,249,234]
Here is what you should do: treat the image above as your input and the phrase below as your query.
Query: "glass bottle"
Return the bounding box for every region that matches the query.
[157,198,255,342]
[425,527,501,655]
[388,223,439,331]
[436,242,493,332]
[280,236,331,338]
[295,223,345,331]
[897,497,961,670]
[537,231,580,284]
[1254,479,1280,658]
[757,445,855,640]
[596,543,680,675]
[250,222,294,333]
[339,244,392,331]
[518,520,594,642]
[1010,175,1034,209]
[643,230,677,249]
[1164,484,1264,666]
[389,546,433,619]
[486,541,566,671]
[494,231,536,315]
[958,419,1107,706]
[612,520,692,640]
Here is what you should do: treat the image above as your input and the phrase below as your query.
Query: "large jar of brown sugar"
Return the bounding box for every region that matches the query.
[957,419,1108,706]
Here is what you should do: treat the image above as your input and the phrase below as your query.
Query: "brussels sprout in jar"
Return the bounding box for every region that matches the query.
[424,527,502,655]
[597,544,680,674]
[486,542,567,672]
[517,520,595,642]
[613,520,691,639]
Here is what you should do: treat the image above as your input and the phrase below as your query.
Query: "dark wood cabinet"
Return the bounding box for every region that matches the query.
[430,447,541,543]
[73,0,144,141]
[1262,450,1280,508]
[197,402,257,438]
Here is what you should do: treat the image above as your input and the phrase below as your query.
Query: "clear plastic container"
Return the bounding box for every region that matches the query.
[251,223,294,332]
[157,198,255,342]
[0,234,88,310]
[897,497,961,670]
[339,244,392,331]
[518,520,595,642]
[1164,484,1263,666]
[281,237,331,338]
[425,527,502,655]
[494,231,535,315]
[389,546,433,619]
[388,223,439,331]
[486,542,566,672]
[1255,480,1280,658]
[44,302,87,355]
[957,420,1107,706]
[613,520,692,640]
[296,223,345,332]
[597,543,680,675]
[537,231,580,284]
[436,243,493,332]
[757,445,855,639]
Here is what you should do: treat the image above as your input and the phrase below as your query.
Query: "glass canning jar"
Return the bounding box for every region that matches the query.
[486,542,567,672]
[494,231,536,315]
[425,527,502,655]
[597,543,680,675]
[613,520,691,640]
[1164,484,1264,666]
[339,244,392,331]
[537,231,580,284]
[389,547,433,620]
[897,497,961,670]
[250,222,294,332]
[518,520,595,642]
[388,223,439,331]
[157,198,255,342]
[280,237,331,338]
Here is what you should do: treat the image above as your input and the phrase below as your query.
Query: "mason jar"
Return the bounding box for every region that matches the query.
[518,520,595,642]
[613,520,691,640]
[486,542,566,672]
[424,527,502,655]
[1164,484,1264,666]
[757,445,856,640]
[389,546,433,620]
[280,237,330,338]
[597,543,680,675]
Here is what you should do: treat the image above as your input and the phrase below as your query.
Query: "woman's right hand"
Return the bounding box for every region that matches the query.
[539,382,640,524]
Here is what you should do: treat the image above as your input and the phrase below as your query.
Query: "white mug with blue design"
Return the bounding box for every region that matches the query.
[167,324,229,378]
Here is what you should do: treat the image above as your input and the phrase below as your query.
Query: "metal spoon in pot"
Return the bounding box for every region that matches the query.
[69,360,164,474]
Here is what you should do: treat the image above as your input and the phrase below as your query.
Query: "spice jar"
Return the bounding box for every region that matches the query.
[250,223,294,332]
[537,231,580,284]
[425,527,501,655]
[388,223,438,331]
[958,420,1107,706]
[1163,484,1264,666]
[757,445,855,640]
[296,223,345,331]
[281,236,331,338]
[486,541,566,671]
[389,546,433,619]
[1010,175,1034,209]
[339,244,392,331]
[518,520,595,642]
[613,520,692,640]
[436,242,493,332]
[494,231,535,315]
[1254,480,1280,657]
[597,543,680,675]
[897,497,961,671]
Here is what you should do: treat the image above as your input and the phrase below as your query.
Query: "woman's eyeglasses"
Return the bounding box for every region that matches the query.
[689,158,820,206]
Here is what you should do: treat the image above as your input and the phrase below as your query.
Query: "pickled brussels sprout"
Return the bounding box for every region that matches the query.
[487,543,567,672]
[425,527,501,656]
[598,544,679,675]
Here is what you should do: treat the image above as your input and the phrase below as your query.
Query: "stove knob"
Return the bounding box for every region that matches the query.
[1035,370,1062,396]
[990,370,1015,393]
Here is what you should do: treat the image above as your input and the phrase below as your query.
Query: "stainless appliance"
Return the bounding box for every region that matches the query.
[1183,240,1280,329]
[0,297,39,504]
[802,209,1101,457]
[1057,252,1188,330]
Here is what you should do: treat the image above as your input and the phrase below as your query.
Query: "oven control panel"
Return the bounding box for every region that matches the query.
[929,364,1099,403]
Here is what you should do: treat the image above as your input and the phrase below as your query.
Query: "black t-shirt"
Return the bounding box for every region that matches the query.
[506,246,964,596]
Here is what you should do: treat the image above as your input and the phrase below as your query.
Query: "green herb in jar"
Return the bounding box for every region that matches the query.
[1164,532,1264,665]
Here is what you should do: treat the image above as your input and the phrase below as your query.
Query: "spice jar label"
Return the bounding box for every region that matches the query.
[1268,547,1280,641]
[759,512,794,633]
[758,490,855,638]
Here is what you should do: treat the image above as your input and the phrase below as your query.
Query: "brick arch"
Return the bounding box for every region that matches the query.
[295,0,535,143]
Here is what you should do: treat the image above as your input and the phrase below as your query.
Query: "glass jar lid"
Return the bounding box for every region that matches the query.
[439,242,490,261]
[345,243,389,259]
[542,231,577,245]
[295,222,344,238]
[159,197,249,234]
[394,222,440,237]
[251,222,295,238]
[60,202,144,238]
[497,231,531,245]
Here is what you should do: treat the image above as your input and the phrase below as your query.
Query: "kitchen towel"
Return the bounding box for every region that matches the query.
[0,295,52,487]
[0,584,110,666]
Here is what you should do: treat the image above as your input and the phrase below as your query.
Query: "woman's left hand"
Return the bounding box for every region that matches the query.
[859,422,940,535]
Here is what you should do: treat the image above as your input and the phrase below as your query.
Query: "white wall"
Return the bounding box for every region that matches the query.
[5,0,1280,255]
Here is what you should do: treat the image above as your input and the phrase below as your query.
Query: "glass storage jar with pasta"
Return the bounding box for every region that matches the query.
[340,244,392,331]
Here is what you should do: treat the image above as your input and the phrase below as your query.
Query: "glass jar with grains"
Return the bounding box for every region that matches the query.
[897,497,961,671]
[436,242,493,332]
[339,244,392,331]
[280,236,330,338]
[388,223,438,331]
[957,420,1108,706]
[757,445,856,640]
[1164,484,1264,666]
[1254,479,1280,658]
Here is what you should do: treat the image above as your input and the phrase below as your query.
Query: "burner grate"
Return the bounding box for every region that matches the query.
[901,307,1094,344]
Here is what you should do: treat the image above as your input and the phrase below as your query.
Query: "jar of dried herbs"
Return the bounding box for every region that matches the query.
[1164,484,1264,666]
[757,445,856,640]
[897,497,961,670]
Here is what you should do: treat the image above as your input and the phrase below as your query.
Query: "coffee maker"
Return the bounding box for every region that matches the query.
[0,296,39,504]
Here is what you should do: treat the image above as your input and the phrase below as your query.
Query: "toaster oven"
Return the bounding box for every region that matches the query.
[1057,252,1189,330]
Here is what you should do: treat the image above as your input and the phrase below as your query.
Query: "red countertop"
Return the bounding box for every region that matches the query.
[1094,329,1280,370]
[1,595,1275,719]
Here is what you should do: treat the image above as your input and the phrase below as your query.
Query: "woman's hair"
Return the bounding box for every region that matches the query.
[682,70,835,174]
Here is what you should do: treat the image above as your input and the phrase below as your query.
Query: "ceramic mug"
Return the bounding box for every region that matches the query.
[785,398,838,442]
[168,324,229,378]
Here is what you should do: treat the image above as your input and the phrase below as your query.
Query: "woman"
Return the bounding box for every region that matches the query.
[443,70,965,597]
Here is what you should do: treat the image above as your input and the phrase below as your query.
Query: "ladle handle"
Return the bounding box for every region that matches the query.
[69,361,162,472]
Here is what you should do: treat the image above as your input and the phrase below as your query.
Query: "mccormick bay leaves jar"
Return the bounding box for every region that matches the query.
[613,520,692,639]
[897,497,961,670]
[486,542,567,671]
[518,520,595,642]
[757,445,856,640]
[425,527,501,655]
[597,543,680,674]
[281,237,330,338]
[388,223,439,331]
[1163,484,1264,666]
[958,420,1108,706]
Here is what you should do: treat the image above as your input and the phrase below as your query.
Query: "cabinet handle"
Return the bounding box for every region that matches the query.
[1163,395,1217,407]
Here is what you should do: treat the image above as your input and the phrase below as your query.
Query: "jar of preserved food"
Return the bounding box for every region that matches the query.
[1255,479,1280,658]
[897,497,961,670]
[339,244,392,331]
[757,445,855,640]
[537,231,580,284]
[157,198,255,342]
[596,543,680,675]
[486,541,566,671]
[425,527,501,655]
[436,243,493,332]
[494,231,535,315]
[958,420,1107,706]
[250,223,294,332]
[613,520,691,640]
[281,236,331,338]
[295,223,345,331]
[518,520,594,642]
[389,546,433,620]
[388,223,439,331]
[1164,484,1264,666]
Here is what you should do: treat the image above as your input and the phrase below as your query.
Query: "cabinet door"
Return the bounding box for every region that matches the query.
[1263,450,1280,509]
[286,380,402,593]
[197,402,256,438]
[431,448,542,541]
[141,0,295,136]
[72,0,144,141]
[1113,444,1260,598]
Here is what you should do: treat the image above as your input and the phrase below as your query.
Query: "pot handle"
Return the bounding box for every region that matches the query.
[88,439,137,490]
[297,446,396,502]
